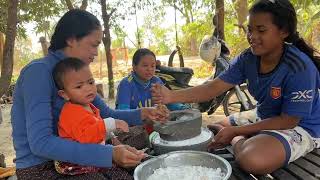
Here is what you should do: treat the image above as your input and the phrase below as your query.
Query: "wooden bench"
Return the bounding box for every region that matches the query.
[214,147,320,180]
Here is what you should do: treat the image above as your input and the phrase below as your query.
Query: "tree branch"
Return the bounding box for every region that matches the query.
[80,0,88,10]
[101,0,108,22]
[172,3,186,17]
[64,0,74,10]
[110,8,116,17]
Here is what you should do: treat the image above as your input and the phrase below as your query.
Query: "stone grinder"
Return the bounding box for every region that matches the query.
[151,109,213,155]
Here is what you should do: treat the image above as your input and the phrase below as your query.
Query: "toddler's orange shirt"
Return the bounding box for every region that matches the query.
[58,102,107,144]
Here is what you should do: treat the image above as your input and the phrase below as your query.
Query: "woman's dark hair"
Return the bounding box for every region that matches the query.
[132,48,156,66]
[49,9,101,51]
[249,0,320,70]
[53,57,87,90]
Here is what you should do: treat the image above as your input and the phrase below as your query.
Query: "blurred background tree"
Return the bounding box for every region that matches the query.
[1,0,319,100]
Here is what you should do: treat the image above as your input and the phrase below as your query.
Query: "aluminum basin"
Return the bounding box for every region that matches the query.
[134,150,232,180]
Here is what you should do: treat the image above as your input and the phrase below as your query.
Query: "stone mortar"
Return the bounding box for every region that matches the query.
[153,109,202,141]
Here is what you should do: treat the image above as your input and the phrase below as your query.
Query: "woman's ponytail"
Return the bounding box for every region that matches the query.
[287,33,320,71]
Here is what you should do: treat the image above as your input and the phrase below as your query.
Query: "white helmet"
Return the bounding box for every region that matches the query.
[199,35,221,63]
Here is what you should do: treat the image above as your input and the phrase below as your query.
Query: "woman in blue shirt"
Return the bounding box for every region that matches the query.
[116,48,188,133]
[11,9,167,180]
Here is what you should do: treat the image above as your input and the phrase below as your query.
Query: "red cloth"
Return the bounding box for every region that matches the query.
[144,124,154,134]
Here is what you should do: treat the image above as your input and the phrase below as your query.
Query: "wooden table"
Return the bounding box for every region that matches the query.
[214,147,320,180]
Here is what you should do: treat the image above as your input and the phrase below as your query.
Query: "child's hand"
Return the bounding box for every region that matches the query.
[156,104,170,122]
[141,106,169,123]
[115,119,129,132]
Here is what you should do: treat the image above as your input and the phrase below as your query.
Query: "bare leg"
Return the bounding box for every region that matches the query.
[232,134,286,175]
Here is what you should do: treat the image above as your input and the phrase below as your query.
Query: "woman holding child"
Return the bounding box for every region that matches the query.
[11,9,168,179]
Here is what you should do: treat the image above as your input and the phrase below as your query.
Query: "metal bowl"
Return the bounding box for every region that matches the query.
[134,150,232,180]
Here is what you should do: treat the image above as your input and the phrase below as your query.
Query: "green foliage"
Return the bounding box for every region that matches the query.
[0,0,64,38]
[0,0,7,34]
[193,61,213,78]
[10,74,20,85]
[139,6,172,54]
[112,38,124,48]
[180,17,213,56]
[149,27,171,55]
[14,37,42,69]
[224,15,249,57]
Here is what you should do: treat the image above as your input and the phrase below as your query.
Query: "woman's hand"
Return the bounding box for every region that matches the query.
[151,83,172,104]
[141,106,169,123]
[115,119,129,132]
[112,145,146,167]
[208,126,238,150]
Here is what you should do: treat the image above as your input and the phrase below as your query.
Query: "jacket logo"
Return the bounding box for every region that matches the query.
[271,87,281,99]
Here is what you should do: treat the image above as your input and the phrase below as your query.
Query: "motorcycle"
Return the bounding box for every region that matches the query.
[155,36,256,116]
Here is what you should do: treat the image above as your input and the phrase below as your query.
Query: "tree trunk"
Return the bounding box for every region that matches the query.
[0,107,2,125]
[80,0,88,10]
[101,0,115,99]
[313,22,320,48]
[64,0,74,10]
[64,0,87,10]
[0,0,18,98]
[234,0,248,34]
[39,36,48,56]
[0,33,4,69]
[190,38,197,55]
[215,0,225,40]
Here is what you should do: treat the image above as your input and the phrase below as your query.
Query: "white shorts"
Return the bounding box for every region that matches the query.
[229,109,320,164]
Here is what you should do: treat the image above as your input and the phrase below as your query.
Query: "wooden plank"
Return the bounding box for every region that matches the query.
[229,174,239,180]
[293,158,320,178]
[311,149,320,157]
[284,163,318,180]
[230,161,256,180]
[271,168,298,180]
[304,153,320,166]
[255,174,273,180]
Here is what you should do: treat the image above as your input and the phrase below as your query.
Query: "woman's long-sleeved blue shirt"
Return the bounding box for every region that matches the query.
[11,50,142,169]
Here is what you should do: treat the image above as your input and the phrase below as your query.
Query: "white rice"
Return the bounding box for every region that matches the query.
[147,166,225,180]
